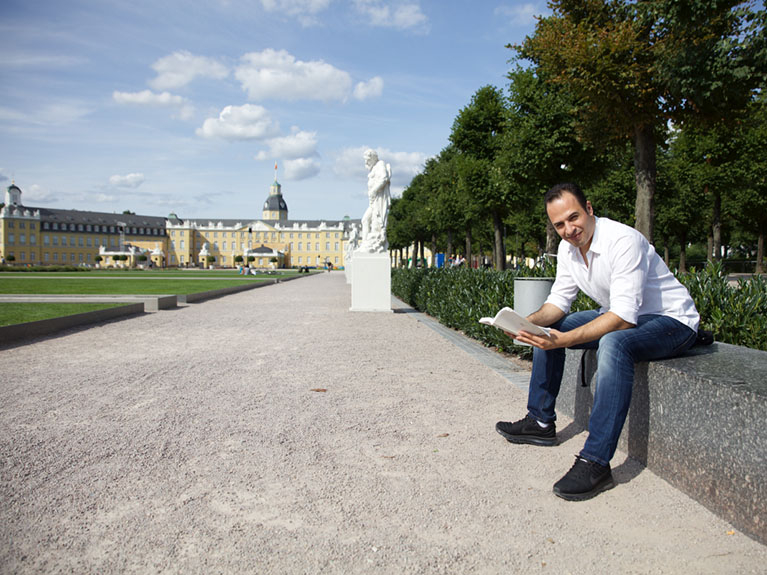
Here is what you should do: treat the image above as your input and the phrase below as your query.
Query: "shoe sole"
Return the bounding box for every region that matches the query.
[552,477,616,502]
[496,427,557,446]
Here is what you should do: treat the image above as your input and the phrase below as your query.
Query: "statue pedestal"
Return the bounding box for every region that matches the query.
[350,251,391,312]
[344,260,352,284]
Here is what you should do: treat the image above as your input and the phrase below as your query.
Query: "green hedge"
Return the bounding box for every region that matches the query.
[0,265,92,273]
[392,263,767,353]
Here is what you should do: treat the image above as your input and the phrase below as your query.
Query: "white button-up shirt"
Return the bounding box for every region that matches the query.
[545,216,700,332]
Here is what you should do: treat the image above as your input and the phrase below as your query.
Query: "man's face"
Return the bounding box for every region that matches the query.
[546,191,595,253]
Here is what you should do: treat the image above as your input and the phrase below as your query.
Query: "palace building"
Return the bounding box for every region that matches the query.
[0,177,359,269]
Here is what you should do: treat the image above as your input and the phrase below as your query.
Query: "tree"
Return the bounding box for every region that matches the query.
[450,86,508,269]
[515,0,767,242]
[730,93,767,272]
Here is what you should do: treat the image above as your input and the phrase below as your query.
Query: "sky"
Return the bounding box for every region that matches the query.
[0,0,549,221]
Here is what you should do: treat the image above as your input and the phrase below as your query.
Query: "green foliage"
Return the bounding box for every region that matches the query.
[394,265,767,356]
[0,265,91,273]
[677,262,767,350]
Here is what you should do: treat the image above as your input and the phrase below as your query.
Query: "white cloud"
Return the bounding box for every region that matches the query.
[196,104,280,140]
[284,157,321,180]
[353,76,384,100]
[149,51,229,91]
[333,145,427,190]
[353,1,429,31]
[113,90,187,107]
[494,3,546,28]
[257,128,319,159]
[109,173,146,188]
[258,0,332,26]
[24,184,58,204]
[236,49,352,102]
[254,128,320,180]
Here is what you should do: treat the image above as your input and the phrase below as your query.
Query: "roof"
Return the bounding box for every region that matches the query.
[263,195,288,212]
[38,208,167,228]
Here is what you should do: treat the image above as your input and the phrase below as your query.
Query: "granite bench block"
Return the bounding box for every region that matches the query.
[559,342,766,544]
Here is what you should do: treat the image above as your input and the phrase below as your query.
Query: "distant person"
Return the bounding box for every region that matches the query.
[496,182,699,501]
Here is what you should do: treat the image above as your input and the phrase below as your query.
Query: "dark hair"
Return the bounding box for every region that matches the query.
[545,183,588,211]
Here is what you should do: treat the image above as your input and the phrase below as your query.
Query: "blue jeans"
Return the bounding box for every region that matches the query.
[527,311,697,466]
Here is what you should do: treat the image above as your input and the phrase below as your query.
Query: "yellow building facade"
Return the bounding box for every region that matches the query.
[1,181,358,269]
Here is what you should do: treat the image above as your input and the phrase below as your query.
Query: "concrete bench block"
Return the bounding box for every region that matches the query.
[558,343,767,543]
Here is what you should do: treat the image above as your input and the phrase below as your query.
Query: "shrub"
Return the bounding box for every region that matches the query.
[677,262,767,351]
[393,263,767,354]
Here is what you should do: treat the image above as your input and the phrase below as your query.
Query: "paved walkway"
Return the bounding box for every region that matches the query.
[1,272,764,573]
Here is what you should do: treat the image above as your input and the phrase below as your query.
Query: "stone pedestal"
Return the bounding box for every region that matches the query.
[350,251,391,312]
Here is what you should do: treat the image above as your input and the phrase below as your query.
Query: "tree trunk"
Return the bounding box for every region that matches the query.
[545,220,558,258]
[678,230,687,273]
[405,245,411,268]
[431,233,437,268]
[493,209,505,270]
[707,234,713,263]
[712,189,722,261]
[419,241,426,268]
[465,226,472,267]
[633,124,656,242]
[446,230,454,265]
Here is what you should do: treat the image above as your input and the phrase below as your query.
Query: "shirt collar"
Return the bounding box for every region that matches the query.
[588,216,603,255]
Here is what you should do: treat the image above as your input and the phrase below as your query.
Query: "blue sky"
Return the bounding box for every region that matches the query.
[0,0,548,221]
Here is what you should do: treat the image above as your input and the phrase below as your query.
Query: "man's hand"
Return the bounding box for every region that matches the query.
[512,329,566,350]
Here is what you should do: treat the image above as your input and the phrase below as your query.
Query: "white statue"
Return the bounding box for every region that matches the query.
[345,223,359,264]
[358,149,391,253]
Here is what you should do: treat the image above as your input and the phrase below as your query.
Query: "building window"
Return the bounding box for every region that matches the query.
[44,235,50,245]
[30,235,36,245]
[171,240,176,249]
[20,234,26,244]
[334,242,339,251]
[43,222,50,230]
[86,237,92,247]
[79,253,84,262]
[298,257,302,264]
[325,242,330,251]
[223,241,227,250]
[7,234,14,244]
[86,225,92,232]
[44,252,49,261]
[179,255,183,263]
[20,252,26,261]
[180,240,184,249]
[71,253,76,262]
[52,223,58,230]
[19,221,26,229]
[298,242,302,251]
[78,237,84,247]
[53,253,58,261]
[52,236,59,246]
[315,243,319,251]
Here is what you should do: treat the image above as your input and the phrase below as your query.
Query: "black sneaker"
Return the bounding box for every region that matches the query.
[553,456,615,501]
[495,414,557,446]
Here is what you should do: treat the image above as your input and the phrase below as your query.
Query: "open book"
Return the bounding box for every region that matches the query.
[479,307,551,338]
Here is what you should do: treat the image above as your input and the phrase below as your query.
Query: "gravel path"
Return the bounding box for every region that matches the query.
[1,271,764,573]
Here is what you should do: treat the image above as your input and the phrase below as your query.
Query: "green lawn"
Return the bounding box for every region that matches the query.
[0,269,307,327]
[0,303,126,327]
[0,275,299,295]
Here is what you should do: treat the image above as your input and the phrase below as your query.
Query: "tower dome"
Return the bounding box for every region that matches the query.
[5,182,22,206]
[262,165,288,220]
